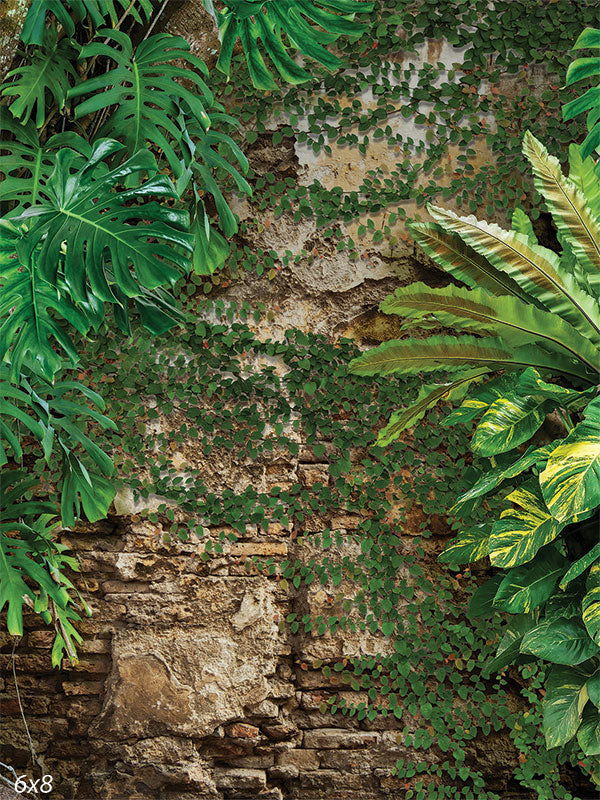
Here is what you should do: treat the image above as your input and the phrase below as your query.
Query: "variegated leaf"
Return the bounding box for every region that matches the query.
[511,207,538,244]
[488,483,564,568]
[560,542,600,590]
[521,616,598,665]
[442,373,519,426]
[493,546,567,614]
[523,131,600,281]
[471,392,551,456]
[577,704,600,756]
[582,562,600,646]
[451,443,555,512]
[437,524,490,566]
[543,663,593,748]
[428,204,600,348]
[545,581,586,621]
[540,396,600,523]
[376,369,488,445]
[517,367,596,410]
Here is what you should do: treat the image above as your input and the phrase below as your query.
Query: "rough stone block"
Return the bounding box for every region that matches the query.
[303,729,379,749]
[213,767,266,790]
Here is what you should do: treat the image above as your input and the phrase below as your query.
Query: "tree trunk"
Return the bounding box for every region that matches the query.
[0,0,28,81]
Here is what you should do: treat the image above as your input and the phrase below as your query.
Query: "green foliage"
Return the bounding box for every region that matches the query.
[21,0,153,45]
[207,0,374,89]
[2,26,78,126]
[349,119,600,757]
[563,28,600,160]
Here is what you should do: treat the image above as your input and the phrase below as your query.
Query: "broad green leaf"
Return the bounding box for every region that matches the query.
[493,546,567,613]
[472,393,551,457]
[0,117,91,215]
[569,144,600,218]
[511,207,537,244]
[213,0,374,89]
[348,335,591,382]
[588,670,600,708]
[521,617,598,665]
[69,32,214,176]
[543,663,592,748]
[516,367,596,410]
[451,443,555,511]
[488,483,564,568]
[428,204,600,348]
[376,369,488,445]
[545,581,586,621]
[564,28,600,159]
[0,222,89,380]
[438,524,490,566]
[540,397,600,523]
[442,373,519,426]
[482,614,537,677]
[523,131,600,282]
[582,563,600,646]
[409,222,532,301]
[560,542,600,590]
[467,575,503,619]
[1,27,78,127]
[21,0,153,45]
[578,704,600,755]
[16,141,193,304]
[379,283,600,375]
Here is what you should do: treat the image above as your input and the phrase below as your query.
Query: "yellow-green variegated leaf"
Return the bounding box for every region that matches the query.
[543,663,592,749]
[493,546,567,613]
[587,669,600,708]
[379,284,600,376]
[517,367,596,410]
[520,617,598,665]
[560,542,600,590]
[376,369,488,446]
[540,397,600,523]
[582,563,600,646]
[428,204,600,348]
[569,143,600,218]
[348,335,593,381]
[482,614,537,677]
[472,392,551,456]
[451,443,555,512]
[488,483,564,568]
[442,373,518,426]
[437,524,490,566]
[523,131,600,282]
[577,704,600,756]
[409,222,532,301]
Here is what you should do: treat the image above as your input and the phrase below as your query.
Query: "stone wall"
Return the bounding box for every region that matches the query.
[1,448,526,800]
[0,4,587,799]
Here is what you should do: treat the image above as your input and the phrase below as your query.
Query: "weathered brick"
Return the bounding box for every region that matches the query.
[214,767,266,790]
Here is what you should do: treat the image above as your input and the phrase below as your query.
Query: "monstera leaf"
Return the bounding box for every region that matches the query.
[21,0,153,44]
[0,118,91,216]
[208,0,373,90]
[1,26,78,127]
[540,397,600,523]
[0,220,90,380]
[69,32,214,175]
[15,140,193,304]
[563,27,600,159]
